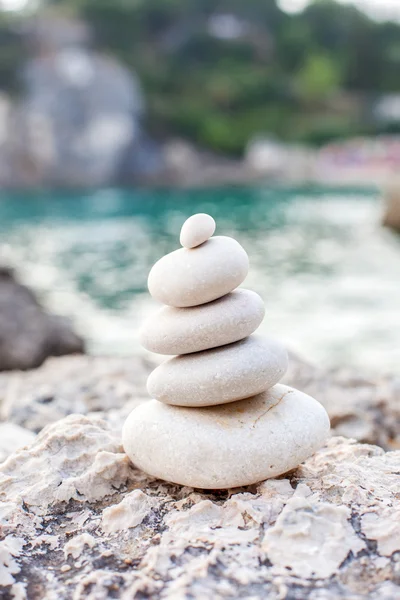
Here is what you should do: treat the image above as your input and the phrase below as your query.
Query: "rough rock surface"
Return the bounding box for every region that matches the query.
[1,352,398,452]
[0,353,399,598]
[283,353,400,451]
[1,413,400,600]
[0,354,149,433]
[0,267,84,371]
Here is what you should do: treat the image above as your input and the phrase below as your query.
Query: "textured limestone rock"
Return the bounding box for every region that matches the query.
[0,354,399,597]
[0,354,149,435]
[0,415,131,513]
[283,353,400,451]
[0,536,24,587]
[0,413,399,600]
[0,267,84,371]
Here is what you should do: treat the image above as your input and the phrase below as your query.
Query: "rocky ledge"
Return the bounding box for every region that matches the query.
[0,353,399,599]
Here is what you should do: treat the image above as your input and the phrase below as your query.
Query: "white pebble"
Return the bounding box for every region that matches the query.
[180,213,216,248]
[139,288,265,355]
[147,335,288,407]
[148,236,249,307]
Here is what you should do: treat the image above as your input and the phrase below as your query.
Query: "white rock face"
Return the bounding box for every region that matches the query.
[122,384,330,488]
[148,335,288,407]
[101,489,158,534]
[148,236,249,307]
[140,289,265,355]
[0,414,131,513]
[180,213,216,248]
[262,494,364,578]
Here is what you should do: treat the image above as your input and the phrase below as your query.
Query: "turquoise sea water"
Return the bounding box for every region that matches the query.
[0,186,399,371]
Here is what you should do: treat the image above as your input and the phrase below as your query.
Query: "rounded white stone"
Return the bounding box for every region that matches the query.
[180,213,216,248]
[148,236,249,307]
[140,289,265,355]
[122,384,331,489]
[147,335,288,407]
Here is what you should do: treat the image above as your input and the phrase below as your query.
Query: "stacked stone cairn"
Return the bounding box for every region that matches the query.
[123,214,330,489]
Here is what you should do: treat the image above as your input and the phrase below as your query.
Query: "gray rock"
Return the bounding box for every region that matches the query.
[0,16,161,189]
[382,179,400,232]
[0,267,84,371]
[16,47,144,187]
[0,354,149,435]
[283,351,400,451]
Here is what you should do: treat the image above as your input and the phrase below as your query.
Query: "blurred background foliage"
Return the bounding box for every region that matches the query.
[1,0,400,154]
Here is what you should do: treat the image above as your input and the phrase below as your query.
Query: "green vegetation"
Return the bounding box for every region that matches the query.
[0,13,24,93]
[1,0,400,154]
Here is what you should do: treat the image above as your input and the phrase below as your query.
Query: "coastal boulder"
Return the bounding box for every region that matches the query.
[0,267,84,371]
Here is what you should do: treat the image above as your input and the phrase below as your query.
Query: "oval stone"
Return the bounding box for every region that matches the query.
[148,236,249,307]
[140,289,265,355]
[147,335,288,407]
[180,213,216,248]
[122,384,331,489]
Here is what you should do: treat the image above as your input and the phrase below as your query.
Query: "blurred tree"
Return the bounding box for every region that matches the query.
[0,14,24,93]
[0,0,399,152]
[296,52,342,102]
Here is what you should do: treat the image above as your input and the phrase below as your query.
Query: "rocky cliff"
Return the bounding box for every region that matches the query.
[0,16,160,189]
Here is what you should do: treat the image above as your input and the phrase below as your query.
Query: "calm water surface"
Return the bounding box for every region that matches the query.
[0,186,399,371]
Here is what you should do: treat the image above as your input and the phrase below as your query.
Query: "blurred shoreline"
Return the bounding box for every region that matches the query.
[0,9,399,190]
[0,134,398,191]
[1,186,399,372]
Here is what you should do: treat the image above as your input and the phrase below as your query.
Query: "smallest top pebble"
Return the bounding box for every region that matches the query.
[180,213,216,249]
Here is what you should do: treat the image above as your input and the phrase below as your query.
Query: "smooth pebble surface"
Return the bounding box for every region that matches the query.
[122,384,331,489]
[147,236,249,307]
[147,335,288,407]
[180,213,216,248]
[140,289,265,355]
